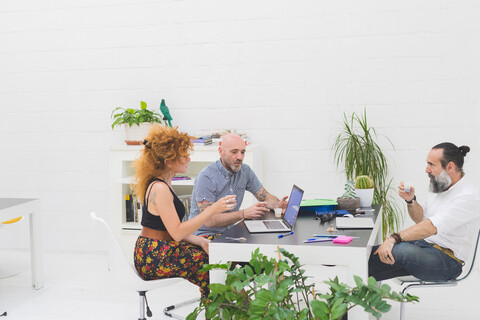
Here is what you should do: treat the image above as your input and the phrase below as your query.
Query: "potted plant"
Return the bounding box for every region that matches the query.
[187,248,418,320]
[111,101,166,145]
[331,109,402,237]
[336,180,361,211]
[355,175,374,208]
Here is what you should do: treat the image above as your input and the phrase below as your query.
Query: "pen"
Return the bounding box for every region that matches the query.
[312,234,344,238]
[278,231,294,238]
[303,238,333,243]
[312,234,360,239]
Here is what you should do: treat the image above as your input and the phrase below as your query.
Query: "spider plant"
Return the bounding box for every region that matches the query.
[332,109,402,237]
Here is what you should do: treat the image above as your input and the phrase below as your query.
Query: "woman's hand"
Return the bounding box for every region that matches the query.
[212,195,237,214]
[199,237,210,254]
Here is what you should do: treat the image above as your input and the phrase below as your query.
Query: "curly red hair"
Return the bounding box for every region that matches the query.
[131,124,193,203]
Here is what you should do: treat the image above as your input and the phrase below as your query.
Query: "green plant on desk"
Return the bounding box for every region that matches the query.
[187,248,418,320]
[341,180,356,198]
[332,109,402,238]
[355,175,374,189]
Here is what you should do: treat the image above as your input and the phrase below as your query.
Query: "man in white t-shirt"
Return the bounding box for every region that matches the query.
[369,142,480,281]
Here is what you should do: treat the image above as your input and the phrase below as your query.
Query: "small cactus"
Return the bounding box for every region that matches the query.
[341,180,357,199]
[355,175,374,189]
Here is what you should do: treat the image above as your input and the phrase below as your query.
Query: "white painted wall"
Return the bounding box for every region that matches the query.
[1,0,479,253]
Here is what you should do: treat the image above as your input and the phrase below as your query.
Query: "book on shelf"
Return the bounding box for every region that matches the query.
[178,195,192,221]
[125,194,134,222]
[191,135,212,145]
[133,194,142,223]
[125,194,143,223]
[172,176,192,181]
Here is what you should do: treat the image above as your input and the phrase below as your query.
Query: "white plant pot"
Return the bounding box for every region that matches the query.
[124,123,153,145]
[355,188,374,208]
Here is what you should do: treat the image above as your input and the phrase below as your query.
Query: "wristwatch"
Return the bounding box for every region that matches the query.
[405,195,416,204]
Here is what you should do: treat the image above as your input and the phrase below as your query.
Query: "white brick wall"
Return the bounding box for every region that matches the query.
[1,0,479,252]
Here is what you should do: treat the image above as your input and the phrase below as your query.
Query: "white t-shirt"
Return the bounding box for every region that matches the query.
[422,176,480,262]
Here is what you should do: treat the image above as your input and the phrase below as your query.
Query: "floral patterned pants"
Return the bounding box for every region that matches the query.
[134,236,210,298]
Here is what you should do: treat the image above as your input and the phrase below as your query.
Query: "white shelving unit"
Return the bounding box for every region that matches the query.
[109,144,263,255]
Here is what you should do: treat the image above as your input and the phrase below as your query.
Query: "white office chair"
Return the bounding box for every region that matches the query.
[90,212,199,320]
[394,229,480,320]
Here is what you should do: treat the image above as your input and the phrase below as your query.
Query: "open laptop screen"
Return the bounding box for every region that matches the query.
[284,185,304,227]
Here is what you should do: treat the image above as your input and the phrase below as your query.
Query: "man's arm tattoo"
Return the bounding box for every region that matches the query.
[254,187,268,201]
[198,200,213,213]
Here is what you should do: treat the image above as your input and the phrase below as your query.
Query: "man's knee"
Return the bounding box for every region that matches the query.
[392,241,433,265]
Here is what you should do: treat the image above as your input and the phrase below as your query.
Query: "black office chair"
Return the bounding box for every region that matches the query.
[394,229,480,320]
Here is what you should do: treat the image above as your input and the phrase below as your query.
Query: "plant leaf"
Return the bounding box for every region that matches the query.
[310,300,329,320]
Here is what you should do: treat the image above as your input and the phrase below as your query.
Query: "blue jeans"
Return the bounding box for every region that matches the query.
[369,240,463,281]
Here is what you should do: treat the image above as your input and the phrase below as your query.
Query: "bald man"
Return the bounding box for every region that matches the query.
[188,133,287,237]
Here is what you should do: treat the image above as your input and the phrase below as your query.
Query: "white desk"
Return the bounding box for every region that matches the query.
[209,206,382,320]
[0,198,43,289]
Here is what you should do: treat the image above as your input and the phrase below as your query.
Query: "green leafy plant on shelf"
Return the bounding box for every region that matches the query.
[110,101,165,129]
[187,248,418,320]
[332,109,402,237]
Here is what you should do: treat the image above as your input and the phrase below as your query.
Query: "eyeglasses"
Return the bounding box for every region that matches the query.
[315,211,338,223]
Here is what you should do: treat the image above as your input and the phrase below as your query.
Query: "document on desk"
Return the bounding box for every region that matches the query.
[335,216,374,229]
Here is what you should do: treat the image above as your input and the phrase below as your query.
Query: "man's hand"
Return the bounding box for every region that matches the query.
[374,239,395,265]
[243,202,269,219]
[398,181,415,202]
[279,196,288,211]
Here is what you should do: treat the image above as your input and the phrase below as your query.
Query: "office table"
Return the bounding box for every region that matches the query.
[0,198,44,289]
[209,206,382,320]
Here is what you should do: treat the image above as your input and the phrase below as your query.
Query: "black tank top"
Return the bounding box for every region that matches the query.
[141,178,185,231]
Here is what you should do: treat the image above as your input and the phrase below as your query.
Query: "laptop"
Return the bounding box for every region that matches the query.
[244,185,304,233]
[335,216,374,229]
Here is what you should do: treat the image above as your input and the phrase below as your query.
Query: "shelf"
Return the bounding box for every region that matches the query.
[109,143,263,255]
[122,222,141,231]
[118,176,196,186]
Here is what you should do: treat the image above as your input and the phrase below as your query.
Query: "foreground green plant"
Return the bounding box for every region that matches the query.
[187,248,418,320]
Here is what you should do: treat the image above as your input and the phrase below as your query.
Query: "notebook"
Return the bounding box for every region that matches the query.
[244,185,304,233]
[335,216,375,229]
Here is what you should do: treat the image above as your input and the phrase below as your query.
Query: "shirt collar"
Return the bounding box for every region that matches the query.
[448,174,466,191]
[216,159,234,179]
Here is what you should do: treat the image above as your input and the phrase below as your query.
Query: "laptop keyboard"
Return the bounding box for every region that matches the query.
[264,220,285,229]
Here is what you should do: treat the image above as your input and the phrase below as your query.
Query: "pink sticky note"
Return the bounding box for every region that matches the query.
[332,236,353,244]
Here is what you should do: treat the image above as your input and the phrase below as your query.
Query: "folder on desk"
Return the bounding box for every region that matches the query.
[335,216,374,229]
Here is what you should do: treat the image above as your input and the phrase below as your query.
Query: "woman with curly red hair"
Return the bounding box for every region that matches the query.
[132,124,236,298]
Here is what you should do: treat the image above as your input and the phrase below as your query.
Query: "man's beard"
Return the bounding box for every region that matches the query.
[229,161,242,173]
[429,169,452,193]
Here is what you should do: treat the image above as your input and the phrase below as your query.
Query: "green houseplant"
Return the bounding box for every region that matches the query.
[188,248,418,320]
[111,101,166,145]
[332,109,401,237]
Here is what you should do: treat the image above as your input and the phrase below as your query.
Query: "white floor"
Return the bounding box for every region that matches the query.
[1,249,479,320]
